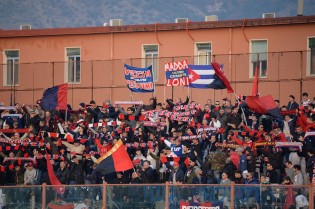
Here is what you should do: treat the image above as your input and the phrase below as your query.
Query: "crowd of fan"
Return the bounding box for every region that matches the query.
[0,93,315,207]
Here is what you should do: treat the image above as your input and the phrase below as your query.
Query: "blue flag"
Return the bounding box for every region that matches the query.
[124,64,154,93]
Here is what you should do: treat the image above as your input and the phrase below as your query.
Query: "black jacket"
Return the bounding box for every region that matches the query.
[139,167,155,183]
[56,167,69,184]
[64,155,84,184]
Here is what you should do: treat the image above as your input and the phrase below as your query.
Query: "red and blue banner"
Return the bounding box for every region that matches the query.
[165,60,189,86]
[124,64,154,92]
[209,62,234,93]
[41,83,68,110]
[96,139,134,175]
[245,95,283,119]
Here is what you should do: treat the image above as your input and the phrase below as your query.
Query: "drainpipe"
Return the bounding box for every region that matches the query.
[110,32,114,102]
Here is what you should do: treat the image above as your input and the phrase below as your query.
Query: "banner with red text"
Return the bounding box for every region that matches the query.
[124,64,154,92]
[165,60,189,86]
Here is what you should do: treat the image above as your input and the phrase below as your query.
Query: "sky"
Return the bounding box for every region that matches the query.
[0,0,314,29]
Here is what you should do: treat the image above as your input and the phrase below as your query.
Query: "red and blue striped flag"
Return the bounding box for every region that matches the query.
[41,83,68,110]
[96,139,134,175]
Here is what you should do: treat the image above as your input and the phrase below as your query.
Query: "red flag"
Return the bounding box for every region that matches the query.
[252,64,259,96]
[211,62,234,93]
[245,95,283,119]
[96,140,134,174]
[46,154,65,195]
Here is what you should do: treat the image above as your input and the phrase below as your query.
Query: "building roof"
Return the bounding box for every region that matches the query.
[1,15,315,38]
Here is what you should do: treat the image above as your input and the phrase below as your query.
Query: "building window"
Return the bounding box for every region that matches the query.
[143,45,158,82]
[251,40,267,77]
[195,43,212,65]
[66,48,80,83]
[309,37,315,75]
[4,50,19,86]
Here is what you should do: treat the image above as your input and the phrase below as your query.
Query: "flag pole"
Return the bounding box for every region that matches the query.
[133,167,141,180]
[186,58,190,98]
[151,65,156,98]
[130,91,134,102]
[125,60,135,106]
[163,61,166,103]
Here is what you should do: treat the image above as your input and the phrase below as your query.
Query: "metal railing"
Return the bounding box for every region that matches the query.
[0,183,313,209]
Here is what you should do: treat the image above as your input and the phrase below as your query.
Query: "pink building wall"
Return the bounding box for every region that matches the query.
[0,16,314,107]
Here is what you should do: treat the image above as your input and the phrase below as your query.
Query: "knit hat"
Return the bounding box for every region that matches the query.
[79,103,85,108]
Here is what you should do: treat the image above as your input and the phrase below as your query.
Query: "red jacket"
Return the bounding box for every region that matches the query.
[95,139,113,156]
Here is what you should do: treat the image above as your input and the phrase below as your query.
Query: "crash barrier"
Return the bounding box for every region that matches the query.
[0,183,313,209]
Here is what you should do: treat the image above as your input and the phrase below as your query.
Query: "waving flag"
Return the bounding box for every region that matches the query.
[188,64,215,89]
[124,64,154,92]
[46,154,65,195]
[188,63,234,93]
[96,139,134,175]
[210,62,234,93]
[41,83,68,110]
[245,95,283,119]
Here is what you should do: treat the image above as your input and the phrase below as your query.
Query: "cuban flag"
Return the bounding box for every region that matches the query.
[188,64,215,89]
[188,63,234,93]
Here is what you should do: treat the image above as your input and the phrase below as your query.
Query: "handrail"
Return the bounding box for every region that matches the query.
[0,183,312,208]
[0,182,312,187]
